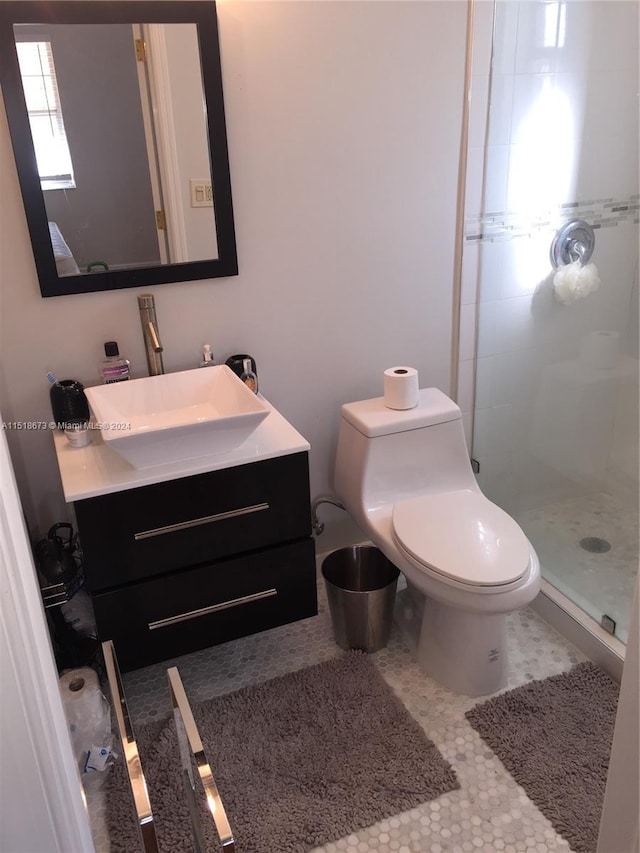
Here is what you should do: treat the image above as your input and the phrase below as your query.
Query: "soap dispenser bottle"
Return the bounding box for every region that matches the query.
[240,357,258,393]
[101,341,130,383]
[199,344,215,367]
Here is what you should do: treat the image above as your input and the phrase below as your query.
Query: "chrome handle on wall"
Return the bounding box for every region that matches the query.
[148,588,278,631]
[550,219,596,268]
[134,502,270,541]
[167,666,236,851]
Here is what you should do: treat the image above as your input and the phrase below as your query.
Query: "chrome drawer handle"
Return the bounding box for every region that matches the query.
[148,587,278,631]
[134,502,270,541]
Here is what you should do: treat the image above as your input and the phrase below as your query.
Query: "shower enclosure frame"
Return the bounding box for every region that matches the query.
[451,0,636,680]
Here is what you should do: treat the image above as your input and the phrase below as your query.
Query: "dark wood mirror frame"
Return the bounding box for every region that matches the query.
[0,0,237,297]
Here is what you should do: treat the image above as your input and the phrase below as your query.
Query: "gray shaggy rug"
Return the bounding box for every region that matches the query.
[107,652,459,852]
[465,661,619,853]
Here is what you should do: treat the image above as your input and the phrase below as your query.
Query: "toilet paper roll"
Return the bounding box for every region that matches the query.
[59,667,104,723]
[383,366,419,410]
[579,330,620,370]
[59,668,110,762]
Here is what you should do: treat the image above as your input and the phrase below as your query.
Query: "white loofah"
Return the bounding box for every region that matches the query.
[553,260,601,305]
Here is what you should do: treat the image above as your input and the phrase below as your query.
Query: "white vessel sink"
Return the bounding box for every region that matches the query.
[85,365,269,469]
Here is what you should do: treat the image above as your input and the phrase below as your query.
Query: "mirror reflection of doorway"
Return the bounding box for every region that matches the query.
[14,20,219,275]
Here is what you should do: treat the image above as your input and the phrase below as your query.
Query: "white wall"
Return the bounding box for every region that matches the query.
[0,1,466,546]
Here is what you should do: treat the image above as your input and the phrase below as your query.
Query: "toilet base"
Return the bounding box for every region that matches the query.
[417,596,509,696]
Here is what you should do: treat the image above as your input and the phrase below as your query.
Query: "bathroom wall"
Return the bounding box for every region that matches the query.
[457,0,639,515]
[0,1,466,545]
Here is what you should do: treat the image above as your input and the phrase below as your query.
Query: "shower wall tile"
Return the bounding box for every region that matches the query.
[475,447,519,514]
[475,298,497,358]
[473,355,493,410]
[490,353,520,409]
[462,410,473,450]
[477,239,502,301]
[558,0,640,75]
[468,74,489,149]
[457,357,475,416]
[554,1,595,74]
[466,145,510,217]
[507,140,576,212]
[622,269,639,358]
[606,384,640,505]
[580,71,638,142]
[577,135,639,203]
[493,0,519,75]
[509,73,555,145]
[462,239,502,304]
[458,302,477,362]
[513,2,557,75]
[464,146,484,218]
[487,294,537,354]
[473,403,516,458]
[562,0,639,75]
[484,144,510,213]
[460,242,480,305]
[499,230,553,299]
[485,72,515,147]
[490,350,542,408]
[470,0,494,78]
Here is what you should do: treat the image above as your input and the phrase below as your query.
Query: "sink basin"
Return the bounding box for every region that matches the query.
[85,365,269,469]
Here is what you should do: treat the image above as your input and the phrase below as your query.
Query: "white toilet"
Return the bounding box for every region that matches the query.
[333,387,541,696]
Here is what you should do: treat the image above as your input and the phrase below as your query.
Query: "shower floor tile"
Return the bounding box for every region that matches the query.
[518,491,639,644]
[87,564,585,853]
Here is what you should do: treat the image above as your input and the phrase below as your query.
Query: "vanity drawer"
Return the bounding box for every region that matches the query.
[75,452,311,591]
[92,538,317,671]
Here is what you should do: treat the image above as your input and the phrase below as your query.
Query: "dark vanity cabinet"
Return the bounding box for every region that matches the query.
[73,452,317,671]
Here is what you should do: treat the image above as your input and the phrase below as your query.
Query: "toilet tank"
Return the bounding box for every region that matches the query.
[334,388,477,515]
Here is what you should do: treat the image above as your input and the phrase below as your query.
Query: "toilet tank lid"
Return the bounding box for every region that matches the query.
[340,388,461,437]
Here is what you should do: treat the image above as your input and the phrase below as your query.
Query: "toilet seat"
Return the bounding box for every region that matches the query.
[392,489,530,587]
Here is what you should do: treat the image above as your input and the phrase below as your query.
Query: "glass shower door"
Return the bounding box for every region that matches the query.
[470,0,639,643]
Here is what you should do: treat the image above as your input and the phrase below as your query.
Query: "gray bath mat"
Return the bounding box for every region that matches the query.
[465,662,619,853]
[107,652,459,852]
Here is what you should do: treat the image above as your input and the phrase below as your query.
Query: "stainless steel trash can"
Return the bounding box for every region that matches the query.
[321,546,400,653]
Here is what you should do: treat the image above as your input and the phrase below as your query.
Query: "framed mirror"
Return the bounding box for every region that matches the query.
[0,1,237,297]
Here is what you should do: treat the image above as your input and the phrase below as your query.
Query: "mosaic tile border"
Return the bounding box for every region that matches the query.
[465,194,640,243]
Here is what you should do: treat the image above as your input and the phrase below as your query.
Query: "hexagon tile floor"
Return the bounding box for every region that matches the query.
[87,566,587,853]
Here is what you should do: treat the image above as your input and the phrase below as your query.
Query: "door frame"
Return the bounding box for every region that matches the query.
[0,425,94,852]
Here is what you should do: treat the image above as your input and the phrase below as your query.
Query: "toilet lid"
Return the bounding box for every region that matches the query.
[392,490,530,587]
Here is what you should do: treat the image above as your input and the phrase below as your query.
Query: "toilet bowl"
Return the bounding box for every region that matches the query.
[333,387,540,696]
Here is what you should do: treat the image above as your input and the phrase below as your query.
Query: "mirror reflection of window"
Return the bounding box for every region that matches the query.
[15,39,75,190]
[1,1,238,296]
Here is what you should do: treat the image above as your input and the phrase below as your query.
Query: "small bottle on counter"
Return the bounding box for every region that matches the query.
[240,357,258,393]
[199,343,215,367]
[101,341,130,383]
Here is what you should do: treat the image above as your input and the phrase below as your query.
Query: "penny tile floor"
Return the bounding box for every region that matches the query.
[86,561,588,852]
[519,490,638,644]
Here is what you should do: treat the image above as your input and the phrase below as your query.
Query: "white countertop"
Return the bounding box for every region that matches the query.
[53,397,310,502]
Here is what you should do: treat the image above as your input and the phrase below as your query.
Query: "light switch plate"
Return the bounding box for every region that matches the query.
[189,179,213,208]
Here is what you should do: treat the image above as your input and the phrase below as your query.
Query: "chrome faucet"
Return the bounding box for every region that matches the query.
[137,294,164,376]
